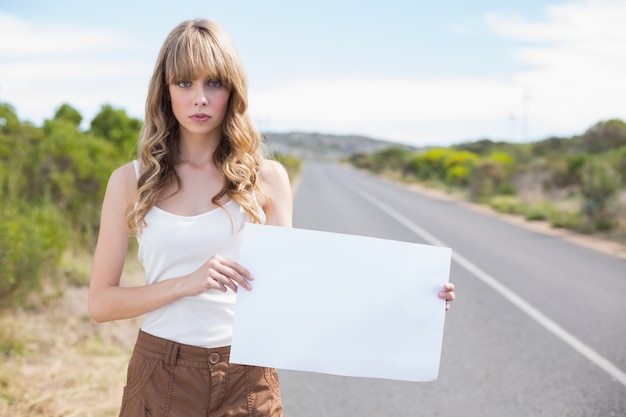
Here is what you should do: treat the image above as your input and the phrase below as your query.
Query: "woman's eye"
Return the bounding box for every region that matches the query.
[178,81,191,88]
[208,80,222,88]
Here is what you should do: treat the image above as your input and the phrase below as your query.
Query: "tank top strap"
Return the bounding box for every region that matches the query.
[251,191,267,224]
[132,160,141,181]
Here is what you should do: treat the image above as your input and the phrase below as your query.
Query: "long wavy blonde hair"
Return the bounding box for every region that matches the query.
[127,19,266,235]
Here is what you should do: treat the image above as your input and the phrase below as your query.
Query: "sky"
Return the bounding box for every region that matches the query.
[0,0,625,147]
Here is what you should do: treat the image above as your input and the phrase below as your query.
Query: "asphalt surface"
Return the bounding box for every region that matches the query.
[277,162,626,417]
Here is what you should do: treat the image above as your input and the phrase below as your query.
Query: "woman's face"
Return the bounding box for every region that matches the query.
[168,76,231,140]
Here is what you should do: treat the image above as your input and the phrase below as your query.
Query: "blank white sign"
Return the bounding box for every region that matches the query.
[231,224,451,382]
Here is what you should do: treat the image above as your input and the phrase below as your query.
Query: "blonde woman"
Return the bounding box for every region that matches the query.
[89,18,455,416]
[89,19,290,416]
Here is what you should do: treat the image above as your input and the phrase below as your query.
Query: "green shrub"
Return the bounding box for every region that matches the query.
[612,146,626,183]
[404,148,453,181]
[445,165,471,186]
[0,102,143,308]
[443,151,479,186]
[488,196,527,215]
[580,158,621,230]
[531,136,572,157]
[549,154,588,188]
[0,203,67,309]
[581,119,626,153]
[89,104,142,159]
[525,202,554,221]
[469,160,505,201]
[373,147,412,173]
[348,152,373,170]
[489,152,516,173]
[549,210,583,230]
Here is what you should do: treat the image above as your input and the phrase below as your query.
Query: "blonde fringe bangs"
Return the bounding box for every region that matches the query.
[127,19,266,236]
[164,24,237,89]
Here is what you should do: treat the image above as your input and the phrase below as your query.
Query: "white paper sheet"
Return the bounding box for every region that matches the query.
[230,224,451,382]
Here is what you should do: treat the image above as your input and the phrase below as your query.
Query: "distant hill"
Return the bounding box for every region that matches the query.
[263,132,414,160]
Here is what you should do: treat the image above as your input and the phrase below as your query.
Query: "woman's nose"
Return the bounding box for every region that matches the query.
[194,88,208,106]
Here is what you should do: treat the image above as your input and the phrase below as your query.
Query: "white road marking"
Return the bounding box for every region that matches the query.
[343,175,626,387]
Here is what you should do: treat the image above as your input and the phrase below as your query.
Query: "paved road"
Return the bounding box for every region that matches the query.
[278,162,626,417]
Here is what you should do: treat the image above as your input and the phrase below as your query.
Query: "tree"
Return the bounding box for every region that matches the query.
[53,103,83,127]
[582,119,626,153]
[90,104,142,157]
[0,106,67,308]
[0,102,21,134]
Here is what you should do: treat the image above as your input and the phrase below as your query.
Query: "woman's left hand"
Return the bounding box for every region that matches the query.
[438,283,456,311]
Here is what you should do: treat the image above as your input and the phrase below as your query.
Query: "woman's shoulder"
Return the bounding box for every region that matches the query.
[260,158,288,177]
[110,161,138,183]
[106,161,139,202]
[259,159,289,187]
[258,159,293,226]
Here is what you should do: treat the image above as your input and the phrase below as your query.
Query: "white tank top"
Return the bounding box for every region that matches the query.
[133,160,265,348]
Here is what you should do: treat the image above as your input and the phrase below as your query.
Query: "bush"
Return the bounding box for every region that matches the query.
[89,104,142,159]
[531,136,572,157]
[580,158,621,230]
[348,152,373,170]
[581,119,626,153]
[404,148,452,181]
[373,147,412,173]
[443,151,479,186]
[612,147,626,183]
[0,203,67,309]
[525,202,555,221]
[468,159,508,201]
[549,154,588,188]
[445,165,471,186]
[488,196,527,215]
[549,210,583,230]
[0,101,138,309]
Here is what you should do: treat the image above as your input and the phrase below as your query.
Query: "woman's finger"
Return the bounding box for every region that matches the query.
[208,256,253,291]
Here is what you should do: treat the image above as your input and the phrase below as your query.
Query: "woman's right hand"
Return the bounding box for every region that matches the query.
[182,254,254,295]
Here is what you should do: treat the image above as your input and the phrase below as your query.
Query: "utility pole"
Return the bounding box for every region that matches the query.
[509,113,516,142]
[522,86,530,143]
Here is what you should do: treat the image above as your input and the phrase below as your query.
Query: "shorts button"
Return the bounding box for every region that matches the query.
[209,352,220,364]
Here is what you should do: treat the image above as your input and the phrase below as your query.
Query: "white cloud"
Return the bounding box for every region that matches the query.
[0,60,147,79]
[249,76,522,144]
[485,0,626,136]
[0,12,148,124]
[251,0,626,145]
[0,12,125,56]
[2,1,625,146]
[251,76,520,123]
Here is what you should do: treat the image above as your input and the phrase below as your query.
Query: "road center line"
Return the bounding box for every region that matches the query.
[343,176,626,387]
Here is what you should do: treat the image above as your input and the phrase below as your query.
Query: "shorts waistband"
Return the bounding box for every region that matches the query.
[133,330,231,368]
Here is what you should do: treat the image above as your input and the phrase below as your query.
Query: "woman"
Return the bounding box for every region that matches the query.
[89,18,455,416]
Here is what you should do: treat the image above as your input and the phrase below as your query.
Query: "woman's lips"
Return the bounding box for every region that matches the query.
[190,113,210,122]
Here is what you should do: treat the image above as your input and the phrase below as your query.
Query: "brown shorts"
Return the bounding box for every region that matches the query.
[119,330,283,417]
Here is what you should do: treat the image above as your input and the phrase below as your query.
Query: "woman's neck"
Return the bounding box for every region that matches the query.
[177,131,221,166]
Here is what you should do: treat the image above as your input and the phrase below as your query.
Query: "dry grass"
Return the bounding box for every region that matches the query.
[0,253,144,417]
